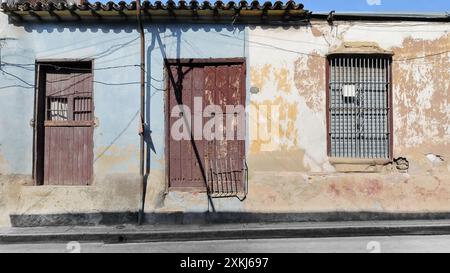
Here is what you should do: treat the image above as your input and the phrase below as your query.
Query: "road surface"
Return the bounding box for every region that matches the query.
[2,235,450,253]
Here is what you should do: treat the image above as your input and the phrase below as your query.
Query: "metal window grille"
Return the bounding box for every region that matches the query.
[328,55,391,158]
[47,97,68,121]
[74,97,93,121]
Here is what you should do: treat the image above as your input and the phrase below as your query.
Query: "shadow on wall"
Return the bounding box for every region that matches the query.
[10,211,450,227]
[17,20,246,34]
[7,20,247,210]
[4,20,246,166]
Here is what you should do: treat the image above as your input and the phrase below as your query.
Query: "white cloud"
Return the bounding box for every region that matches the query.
[366,0,382,5]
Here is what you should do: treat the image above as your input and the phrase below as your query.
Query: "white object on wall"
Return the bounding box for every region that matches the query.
[342,84,357,98]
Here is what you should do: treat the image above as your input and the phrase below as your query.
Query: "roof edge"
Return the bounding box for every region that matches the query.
[0,0,311,24]
[312,11,450,22]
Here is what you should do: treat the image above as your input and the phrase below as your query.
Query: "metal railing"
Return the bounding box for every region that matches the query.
[205,157,248,200]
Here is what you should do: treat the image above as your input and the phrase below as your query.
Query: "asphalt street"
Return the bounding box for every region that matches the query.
[2,235,450,253]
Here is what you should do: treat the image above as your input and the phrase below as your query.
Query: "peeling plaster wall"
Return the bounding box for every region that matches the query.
[141,20,450,219]
[242,20,450,215]
[1,15,449,227]
[247,21,449,171]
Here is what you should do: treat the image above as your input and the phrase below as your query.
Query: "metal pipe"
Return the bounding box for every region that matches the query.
[137,0,146,225]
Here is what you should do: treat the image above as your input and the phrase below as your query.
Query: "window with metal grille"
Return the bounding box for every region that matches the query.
[47,97,68,121]
[327,55,392,159]
[43,64,93,123]
[73,97,93,121]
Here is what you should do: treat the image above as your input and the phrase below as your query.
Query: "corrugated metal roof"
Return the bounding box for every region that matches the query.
[0,0,310,23]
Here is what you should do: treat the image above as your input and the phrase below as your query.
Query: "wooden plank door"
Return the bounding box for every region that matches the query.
[205,64,246,194]
[168,64,205,188]
[167,60,245,191]
[37,63,94,185]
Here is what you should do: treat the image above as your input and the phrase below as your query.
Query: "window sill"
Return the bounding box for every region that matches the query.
[329,157,392,173]
[44,120,94,127]
[168,186,208,193]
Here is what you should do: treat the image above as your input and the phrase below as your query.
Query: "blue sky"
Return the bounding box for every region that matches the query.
[301,0,450,12]
[127,0,450,13]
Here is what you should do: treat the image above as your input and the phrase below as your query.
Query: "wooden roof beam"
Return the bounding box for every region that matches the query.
[9,11,23,22]
[47,3,61,22]
[69,10,81,21]
[29,11,42,21]
[90,9,102,20]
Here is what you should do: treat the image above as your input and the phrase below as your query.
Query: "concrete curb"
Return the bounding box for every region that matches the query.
[2,220,450,244]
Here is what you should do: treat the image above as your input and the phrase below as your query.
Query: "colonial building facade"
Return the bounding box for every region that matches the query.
[0,1,449,227]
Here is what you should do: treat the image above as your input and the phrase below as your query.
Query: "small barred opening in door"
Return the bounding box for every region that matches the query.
[34,61,94,185]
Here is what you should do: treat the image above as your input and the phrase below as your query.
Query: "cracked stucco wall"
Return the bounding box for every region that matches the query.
[144,20,450,217]
[1,16,449,227]
[238,20,449,215]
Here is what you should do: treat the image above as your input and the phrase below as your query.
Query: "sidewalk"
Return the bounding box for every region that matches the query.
[2,220,450,244]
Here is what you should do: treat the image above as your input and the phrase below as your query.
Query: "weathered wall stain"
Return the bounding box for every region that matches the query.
[249,97,299,154]
[1,18,450,227]
[310,25,324,38]
[249,64,300,154]
[94,145,138,174]
[392,34,450,156]
[357,179,383,196]
[250,64,272,90]
[293,52,326,111]
[328,182,341,197]
[248,149,308,173]
[244,172,450,213]
[273,68,292,94]
[0,153,9,174]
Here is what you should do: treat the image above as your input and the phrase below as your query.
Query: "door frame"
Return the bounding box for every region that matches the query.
[33,59,94,186]
[164,58,246,192]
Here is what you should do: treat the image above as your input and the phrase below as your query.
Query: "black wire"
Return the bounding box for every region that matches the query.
[0,68,35,87]
[2,62,164,82]
[393,50,450,61]
[0,68,166,90]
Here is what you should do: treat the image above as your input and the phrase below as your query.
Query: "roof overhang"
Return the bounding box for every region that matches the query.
[312,11,450,23]
[0,1,311,24]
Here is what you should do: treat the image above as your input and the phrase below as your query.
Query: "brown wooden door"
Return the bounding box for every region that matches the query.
[167,60,245,191]
[37,63,94,185]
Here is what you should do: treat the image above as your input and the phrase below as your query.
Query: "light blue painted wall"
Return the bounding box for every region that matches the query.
[0,17,247,176]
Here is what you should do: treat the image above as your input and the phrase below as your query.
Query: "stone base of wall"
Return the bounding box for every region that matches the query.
[9,211,450,227]
[2,172,450,227]
[9,212,138,227]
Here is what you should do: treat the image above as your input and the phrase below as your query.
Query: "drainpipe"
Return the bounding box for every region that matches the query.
[136,0,146,225]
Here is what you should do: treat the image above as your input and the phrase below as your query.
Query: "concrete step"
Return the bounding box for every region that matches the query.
[2,220,450,244]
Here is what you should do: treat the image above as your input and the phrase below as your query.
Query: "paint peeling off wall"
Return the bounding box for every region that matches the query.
[392,34,450,155]
[293,52,326,111]
[240,21,450,219]
[248,25,332,173]
[248,21,449,174]
[1,18,450,227]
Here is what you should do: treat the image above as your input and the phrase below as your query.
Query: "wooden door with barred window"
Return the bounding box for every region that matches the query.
[166,59,246,194]
[36,62,94,185]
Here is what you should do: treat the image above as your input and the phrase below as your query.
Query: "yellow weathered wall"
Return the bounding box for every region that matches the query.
[241,20,449,214]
